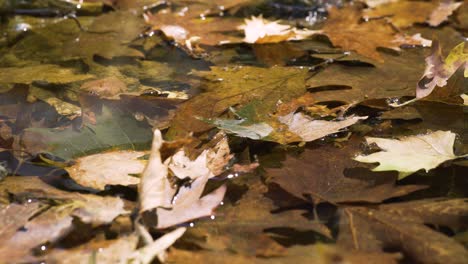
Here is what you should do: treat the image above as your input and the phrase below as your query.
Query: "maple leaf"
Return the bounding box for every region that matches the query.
[0,176,129,262]
[65,150,146,190]
[321,5,430,62]
[267,138,425,205]
[43,228,186,264]
[167,66,309,139]
[139,130,230,228]
[338,198,468,264]
[363,0,462,28]
[238,16,319,44]
[417,41,468,99]
[354,130,467,179]
[306,49,426,104]
[187,181,331,257]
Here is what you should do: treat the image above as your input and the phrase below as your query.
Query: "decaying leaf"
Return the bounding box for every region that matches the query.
[20,105,153,160]
[0,64,93,85]
[354,130,466,178]
[0,176,129,225]
[338,198,468,264]
[167,66,309,138]
[188,181,331,257]
[363,0,461,28]
[321,5,430,62]
[306,49,426,104]
[462,94,468,105]
[45,227,185,264]
[417,41,468,99]
[267,138,425,204]
[277,112,367,142]
[238,16,319,44]
[66,150,145,190]
[168,244,402,264]
[139,130,230,228]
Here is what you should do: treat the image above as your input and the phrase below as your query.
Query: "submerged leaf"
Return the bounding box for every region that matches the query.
[0,64,93,85]
[167,66,309,138]
[267,138,425,204]
[21,105,153,160]
[338,199,468,264]
[354,130,465,178]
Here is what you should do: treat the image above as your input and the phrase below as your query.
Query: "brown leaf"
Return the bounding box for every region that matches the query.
[188,182,331,257]
[363,0,437,28]
[306,49,426,104]
[80,77,127,99]
[267,138,426,204]
[428,1,463,27]
[321,5,429,62]
[338,199,468,264]
[65,150,146,190]
[417,41,468,99]
[167,66,309,138]
[139,130,230,229]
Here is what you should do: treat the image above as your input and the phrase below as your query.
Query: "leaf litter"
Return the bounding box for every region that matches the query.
[0,0,467,263]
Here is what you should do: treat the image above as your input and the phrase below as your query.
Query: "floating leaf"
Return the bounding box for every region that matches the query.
[238,16,319,44]
[66,150,145,190]
[321,5,430,62]
[267,138,425,204]
[139,130,230,228]
[354,130,465,178]
[417,41,468,99]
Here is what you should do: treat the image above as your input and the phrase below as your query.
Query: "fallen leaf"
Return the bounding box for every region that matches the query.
[267,138,426,204]
[0,203,42,243]
[28,85,82,119]
[139,130,230,228]
[20,105,153,161]
[80,77,127,99]
[462,94,468,105]
[0,176,129,225]
[321,5,430,62]
[277,112,367,142]
[238,16,319,44]
[43,227,185,264]
[363,0,436,28]
[65,150,145,190]
[428,1,463,26]
[188,181,331,257]
[417,41,468,99]
[0,64,93,85]
[168,244,402,264]
[354,130,466,178]
[306,49,426,104]
[338,198,468,264]
[167,66,309,138]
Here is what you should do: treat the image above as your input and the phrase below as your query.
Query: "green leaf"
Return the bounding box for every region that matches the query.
[21,105,153,160]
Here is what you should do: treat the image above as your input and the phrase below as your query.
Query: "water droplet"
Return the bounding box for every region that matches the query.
[220,201,224,205]
[210,215,215,220]
[41,245,47,251]
[189,222,194,227]
[76,4,81,9]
